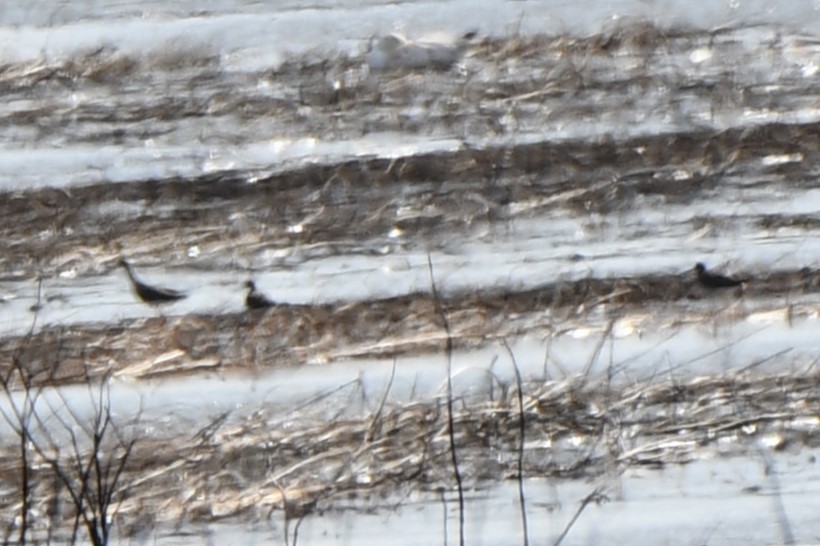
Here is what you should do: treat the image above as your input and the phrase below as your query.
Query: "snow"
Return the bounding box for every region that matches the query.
[1,0,819,543]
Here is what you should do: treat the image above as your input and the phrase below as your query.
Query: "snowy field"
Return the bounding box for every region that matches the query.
[0,0,819,544]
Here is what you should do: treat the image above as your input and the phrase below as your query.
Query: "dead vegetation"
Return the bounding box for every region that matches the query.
[1,263,819,387]
[0,361,815,537]
[1,118,819,281]
[0,19,819,543]
[0,21,818,280]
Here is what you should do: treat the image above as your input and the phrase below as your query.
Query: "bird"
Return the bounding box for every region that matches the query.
[694,262,745,289]
[119,258,186,304]
[244,280,276,310]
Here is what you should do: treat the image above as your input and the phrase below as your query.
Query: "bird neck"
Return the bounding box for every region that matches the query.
[122,263,139,284]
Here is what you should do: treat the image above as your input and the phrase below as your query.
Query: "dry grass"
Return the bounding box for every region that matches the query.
[2,263,819,387]
[0,20,818,541]
[0,117,818,281]
[0,366,815,537]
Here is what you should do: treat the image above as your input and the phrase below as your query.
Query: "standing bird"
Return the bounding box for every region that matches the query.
[694,262,745,289]
[245,280,276,310]
[119,259,186,304]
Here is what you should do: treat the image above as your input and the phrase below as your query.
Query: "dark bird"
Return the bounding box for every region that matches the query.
[245,280,276,310]
[119,259,186,304]
[694,262,745,289]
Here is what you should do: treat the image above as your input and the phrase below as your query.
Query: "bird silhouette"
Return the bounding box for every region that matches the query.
[245,280,276,310]
[119,259,186,304]
[694,262,744,289]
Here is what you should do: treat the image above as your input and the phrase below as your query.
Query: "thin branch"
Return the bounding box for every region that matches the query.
[291,378,361,413]
[427,253,464,546]
[552,487,608,546]
[754,445,795,545]
[366,357,397,442]
[582,318,615,380]
[501,339,529,546]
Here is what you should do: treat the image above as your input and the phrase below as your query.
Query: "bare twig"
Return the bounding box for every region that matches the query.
[292,510,308,546]
[582,318,615,379]
[367,357,397,441]
[552,487,609,546]
[20,369,137,546]
[427,253,465,546]
[754,445,795,545]
[291,378,361,413]
[0,280,47,546]
[501,339,529,546]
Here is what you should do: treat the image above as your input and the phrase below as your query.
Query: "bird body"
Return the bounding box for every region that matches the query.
[245,281,276,310]
[119,259,186,304]
[694,262,744,289]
